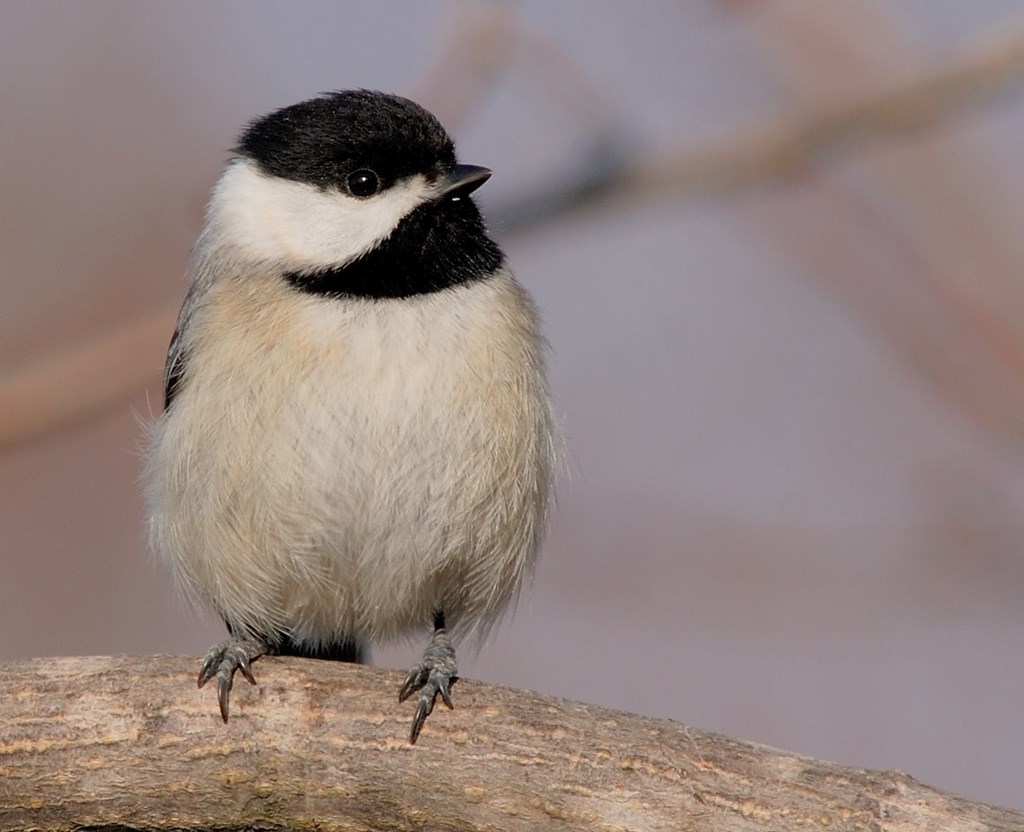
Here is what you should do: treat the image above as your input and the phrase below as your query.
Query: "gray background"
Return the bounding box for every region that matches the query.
[3,0,1024,809]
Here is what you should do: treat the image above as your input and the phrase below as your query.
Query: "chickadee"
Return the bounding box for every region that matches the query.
[145,90,558,743]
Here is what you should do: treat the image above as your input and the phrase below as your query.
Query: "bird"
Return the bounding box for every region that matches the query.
[144,89,558,743]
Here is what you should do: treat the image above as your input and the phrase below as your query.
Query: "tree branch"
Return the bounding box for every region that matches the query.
[1,656,1019,831]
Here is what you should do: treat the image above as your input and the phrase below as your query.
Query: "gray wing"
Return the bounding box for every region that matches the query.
[163,323,186,410]
[162,282,203,411]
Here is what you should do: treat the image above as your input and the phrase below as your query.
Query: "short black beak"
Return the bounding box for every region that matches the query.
[436,164,492,199]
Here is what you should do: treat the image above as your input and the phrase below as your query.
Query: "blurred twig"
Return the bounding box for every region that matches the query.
[496,12,1024,230]
[407,0,517,129]
[0,310,174,448]
[412,0,622,137]
[5,12,1024,449]
[740,177,1024,445]
[731,0,1024,447]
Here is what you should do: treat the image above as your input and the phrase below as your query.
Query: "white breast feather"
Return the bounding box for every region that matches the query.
[145,267,556,650]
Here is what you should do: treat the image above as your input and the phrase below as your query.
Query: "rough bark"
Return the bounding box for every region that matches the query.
[0,655,1018,831]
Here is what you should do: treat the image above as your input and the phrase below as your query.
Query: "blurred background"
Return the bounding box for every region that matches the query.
[3,0,1024,809]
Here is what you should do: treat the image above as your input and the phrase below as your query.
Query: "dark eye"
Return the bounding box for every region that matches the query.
[347,169,380,197]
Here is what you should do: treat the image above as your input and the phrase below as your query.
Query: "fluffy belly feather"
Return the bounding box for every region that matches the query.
[146,272,553,648]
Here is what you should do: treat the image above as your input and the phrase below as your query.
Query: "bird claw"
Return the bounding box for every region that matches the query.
[399,629,457,744]
[197,636,267,722]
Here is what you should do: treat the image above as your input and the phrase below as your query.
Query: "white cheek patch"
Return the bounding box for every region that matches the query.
[209,157,432,271]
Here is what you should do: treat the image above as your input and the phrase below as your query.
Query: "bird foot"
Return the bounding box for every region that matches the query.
[197,636,268,721]
[398,627,458,744]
